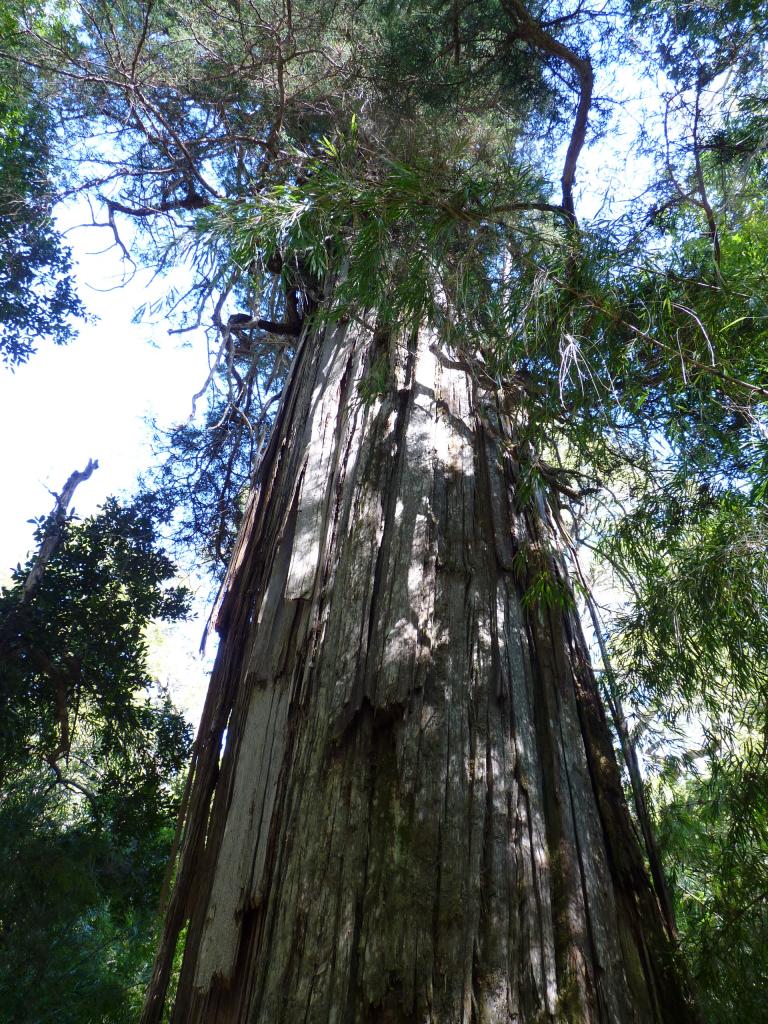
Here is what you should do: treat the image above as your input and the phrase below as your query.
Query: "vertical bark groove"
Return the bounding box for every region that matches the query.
[143,320,697,1024]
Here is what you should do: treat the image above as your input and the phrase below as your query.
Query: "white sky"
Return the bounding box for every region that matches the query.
[0,209,216,724]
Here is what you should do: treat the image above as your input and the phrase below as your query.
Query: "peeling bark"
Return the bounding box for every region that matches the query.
[143,320,697,1024]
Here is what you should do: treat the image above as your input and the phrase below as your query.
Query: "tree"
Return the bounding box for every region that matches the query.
[145,309,695,1023]
[0,0,87,366]
[6,0,768,1020]
[145,193,712,1024]
[592,5,768,1015]
[0,486,192,1022]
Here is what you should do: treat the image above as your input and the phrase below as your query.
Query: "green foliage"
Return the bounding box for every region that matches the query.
[0,1,87,366]
[194,123,768,516]
[520,566,575,615]
[0,494,191,776]
[194,126,549,336]
[0,754,184,1023]
[0,495,192,1022]
[655,761,768,1023]
[604,486,768,719]
[598,477,768,1019]
[575,8,768,1011]
[357,350,390,407]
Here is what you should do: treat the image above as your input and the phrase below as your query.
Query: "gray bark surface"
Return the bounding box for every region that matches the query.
[143,320,697,1023]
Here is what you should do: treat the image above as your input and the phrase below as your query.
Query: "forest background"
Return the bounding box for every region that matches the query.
[0,0,767,1021]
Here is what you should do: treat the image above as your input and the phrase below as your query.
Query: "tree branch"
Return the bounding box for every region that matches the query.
[19,459,98,607]
[106,193,211,220]
[501,0,593,221]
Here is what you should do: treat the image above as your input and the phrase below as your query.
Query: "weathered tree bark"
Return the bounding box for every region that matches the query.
[144,317,698,1023]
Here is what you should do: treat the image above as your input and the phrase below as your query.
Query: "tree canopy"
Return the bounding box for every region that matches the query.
[0,0,87,365]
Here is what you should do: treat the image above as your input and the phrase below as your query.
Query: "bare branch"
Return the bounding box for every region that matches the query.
[106,192,211,220]
[19,460,99,608]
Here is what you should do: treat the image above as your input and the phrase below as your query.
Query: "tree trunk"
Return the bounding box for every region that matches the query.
[143,317,697,1023]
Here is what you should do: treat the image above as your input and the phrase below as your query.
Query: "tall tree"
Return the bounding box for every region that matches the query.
[8,0,768,1020]
[146,311,694,1022]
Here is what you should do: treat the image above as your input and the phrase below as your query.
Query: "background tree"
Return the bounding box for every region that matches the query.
[0,0,87,365]
[589,4,768,1017]
[0,488,192,1023]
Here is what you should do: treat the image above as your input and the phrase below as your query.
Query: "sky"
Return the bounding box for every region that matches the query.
[0,208,216,724]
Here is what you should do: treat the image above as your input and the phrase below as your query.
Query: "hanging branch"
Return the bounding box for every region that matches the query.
[691,71,722,268]
[586,593,678,941]
[106,193,211,219]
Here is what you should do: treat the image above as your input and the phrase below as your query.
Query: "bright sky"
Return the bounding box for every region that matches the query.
[0,207,215,724]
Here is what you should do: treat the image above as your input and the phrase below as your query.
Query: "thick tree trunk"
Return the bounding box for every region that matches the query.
[144,318,697,1023]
